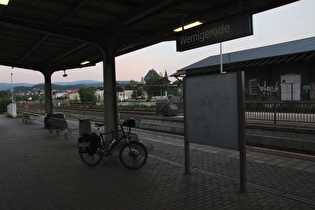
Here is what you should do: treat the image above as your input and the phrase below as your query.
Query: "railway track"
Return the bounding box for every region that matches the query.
[18,106,156,121]
[54,106,155,115]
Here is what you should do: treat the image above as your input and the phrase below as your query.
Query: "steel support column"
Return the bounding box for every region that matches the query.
[183,77,190,175]
[100,46,118,132]
[238,71,246,193]
[43,72,53,114]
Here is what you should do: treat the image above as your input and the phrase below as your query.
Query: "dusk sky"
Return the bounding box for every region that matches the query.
[1,0,315,84]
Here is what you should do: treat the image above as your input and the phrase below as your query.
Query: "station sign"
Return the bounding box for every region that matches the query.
[176,13,253,52]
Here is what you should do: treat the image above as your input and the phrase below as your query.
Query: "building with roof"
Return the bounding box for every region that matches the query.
[68,89,80,101]
[53,91,68,99]
[172,37,315,101]
[117,90,133,101]
[144,69,159,82]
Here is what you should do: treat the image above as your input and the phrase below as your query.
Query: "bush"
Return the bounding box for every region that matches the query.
[0,97,12,113]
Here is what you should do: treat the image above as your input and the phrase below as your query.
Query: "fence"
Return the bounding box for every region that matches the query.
[156,102,315,124]
[20,102,315,124]
[245,102,315,124]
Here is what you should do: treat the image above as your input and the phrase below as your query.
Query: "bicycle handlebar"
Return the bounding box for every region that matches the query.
[94,119,135,128]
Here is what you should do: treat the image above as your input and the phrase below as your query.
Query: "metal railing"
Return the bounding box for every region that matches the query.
[19,102,315,124]
[245,102,315,124]
[156,102,315,124]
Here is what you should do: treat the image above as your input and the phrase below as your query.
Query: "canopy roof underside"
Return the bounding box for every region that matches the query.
[0,0,299,75]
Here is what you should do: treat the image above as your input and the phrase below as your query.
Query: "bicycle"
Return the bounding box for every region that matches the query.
[77,119,148,170]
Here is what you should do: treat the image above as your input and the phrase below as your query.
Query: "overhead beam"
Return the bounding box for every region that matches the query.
[306,52,315,60]
[98,0,179,34]
[15,0,89,64]
[121,0,179,27]
[0,16,97,43]
[248,0,300,14]
[17,34,49,63]
[48,43,93,64]
[103,0,139,8]
[53,0,88,25]
[0,60,42,71]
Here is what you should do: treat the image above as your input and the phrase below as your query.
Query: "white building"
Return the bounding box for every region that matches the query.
[95,89,104,101]
[53,92,67,99]
[117,90,133,101]
[69,91,80,101]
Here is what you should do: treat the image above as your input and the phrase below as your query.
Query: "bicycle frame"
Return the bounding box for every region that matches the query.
[98,124,132,154]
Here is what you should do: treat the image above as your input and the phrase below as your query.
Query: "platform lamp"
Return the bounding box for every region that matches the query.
[80,60,90,65]
[63,70,68,77]
[0,0,10,6]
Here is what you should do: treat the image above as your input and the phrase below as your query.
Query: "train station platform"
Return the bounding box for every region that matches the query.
[1,114,315,209]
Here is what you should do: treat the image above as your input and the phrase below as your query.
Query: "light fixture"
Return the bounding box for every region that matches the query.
[0,0,10,6]
[63,70,67,77]
[80,60,90,65]
[174,21,203,32]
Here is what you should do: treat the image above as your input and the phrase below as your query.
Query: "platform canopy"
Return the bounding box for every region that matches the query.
[0,0,299,75]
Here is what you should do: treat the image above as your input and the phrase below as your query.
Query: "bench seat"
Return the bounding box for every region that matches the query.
[49,117,76,137]
[22,113,34,124]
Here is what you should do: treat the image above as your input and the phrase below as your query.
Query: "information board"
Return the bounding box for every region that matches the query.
[184,72,241,150]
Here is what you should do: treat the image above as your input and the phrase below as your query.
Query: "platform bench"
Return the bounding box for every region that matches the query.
[49,117,76,137]
[22,113,35,124]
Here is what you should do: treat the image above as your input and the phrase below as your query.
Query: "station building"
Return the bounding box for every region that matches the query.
[172,37,315,101]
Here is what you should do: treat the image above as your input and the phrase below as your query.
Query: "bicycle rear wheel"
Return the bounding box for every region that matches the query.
[79,148,104,166]
[119,141,148,170]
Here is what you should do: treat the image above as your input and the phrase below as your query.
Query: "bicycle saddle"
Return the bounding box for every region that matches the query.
[95,123,104,127]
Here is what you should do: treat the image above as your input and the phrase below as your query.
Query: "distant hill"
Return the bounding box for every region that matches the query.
[117,81,131,85]
[0,83,37,91]
[0,80,132,91]
[52,80,101,86]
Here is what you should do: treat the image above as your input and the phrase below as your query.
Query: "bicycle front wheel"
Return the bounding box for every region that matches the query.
[119,141,148,170]
[79,148,104,166]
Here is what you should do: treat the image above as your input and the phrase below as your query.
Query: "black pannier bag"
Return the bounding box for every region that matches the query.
[122,119,135,127]
[77,132,99,154]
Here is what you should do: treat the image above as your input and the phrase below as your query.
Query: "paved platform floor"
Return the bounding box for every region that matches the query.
[1,114,315,209]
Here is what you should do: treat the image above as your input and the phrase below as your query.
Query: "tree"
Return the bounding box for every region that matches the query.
[129,80,138,85]
[0,90,9,98]
[116,82,123,92]
[0,91,11,113]
[144,76,170,99]
[125,80,138,91]
[14,95,29,102]
[132,87,143,99]
[172,79,183,87]
[78,87,97,104]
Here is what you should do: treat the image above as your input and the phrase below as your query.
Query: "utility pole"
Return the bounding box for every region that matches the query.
[11,73,14,102]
